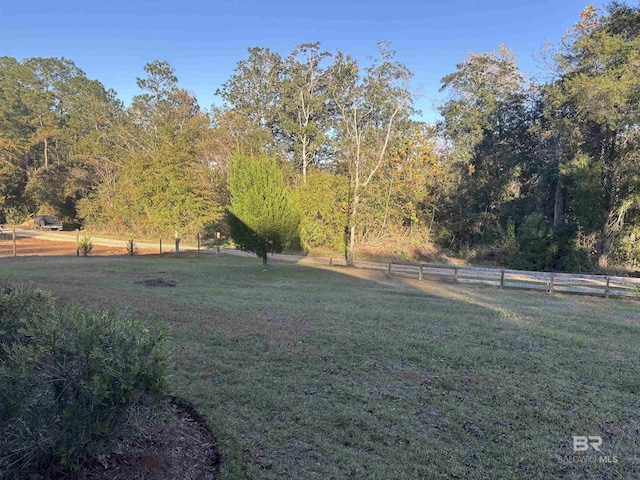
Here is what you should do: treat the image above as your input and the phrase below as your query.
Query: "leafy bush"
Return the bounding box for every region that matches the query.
[0,283,169,477]
[292,171,348,253]
[0,281,55,347]
[506,214,592,273]
[3,204,30,225]
[77,235,94,256]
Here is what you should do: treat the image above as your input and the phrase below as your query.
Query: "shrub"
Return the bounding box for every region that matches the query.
[292,171,349,253]
[2,202,31,225]
[506,214,592,273]
[77,236,94,256]
[126,238,138,256]
[0,280,55,347]
[0,283,169,477]
[226,152,300,269]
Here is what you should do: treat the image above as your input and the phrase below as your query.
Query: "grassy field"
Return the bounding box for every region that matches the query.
[2,254,640,479]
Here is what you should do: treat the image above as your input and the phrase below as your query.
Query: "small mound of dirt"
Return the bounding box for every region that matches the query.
[134,278,178,287]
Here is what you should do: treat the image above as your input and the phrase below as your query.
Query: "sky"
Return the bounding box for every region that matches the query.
[0,0,615,122]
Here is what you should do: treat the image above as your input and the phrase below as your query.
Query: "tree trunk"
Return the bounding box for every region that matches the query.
[174,227,180,256]
[597,241,610,270]
[348,224,355,265]
[44,137,49,169]
[302,138,307,184]
[597,217,617,271]
[262,253,268,271]
[346,191,360,265]
[553,179,565,228]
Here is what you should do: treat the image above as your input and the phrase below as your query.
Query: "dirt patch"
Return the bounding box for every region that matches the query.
[34,400,220,480]
[0,237,152,257]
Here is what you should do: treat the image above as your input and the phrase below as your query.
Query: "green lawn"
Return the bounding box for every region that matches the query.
[2,254,640,479]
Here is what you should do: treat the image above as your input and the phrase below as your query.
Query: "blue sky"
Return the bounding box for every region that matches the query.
[1,0,612,122]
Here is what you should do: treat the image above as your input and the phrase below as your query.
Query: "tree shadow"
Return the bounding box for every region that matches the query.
[226,210,301,270]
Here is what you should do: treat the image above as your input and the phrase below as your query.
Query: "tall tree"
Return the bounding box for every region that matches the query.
[20,58,85,170]
[226,152,300,270]
[548,3,640,269]
[328,43,415,264]
[217,47,282,133]
[439,45,532,247]
[0,57,118,221]
[277,43,333,182]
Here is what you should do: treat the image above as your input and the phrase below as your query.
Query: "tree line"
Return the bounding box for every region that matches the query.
[1,3,639,271]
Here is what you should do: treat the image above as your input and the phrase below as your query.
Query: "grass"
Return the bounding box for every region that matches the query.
[2,254,640,479]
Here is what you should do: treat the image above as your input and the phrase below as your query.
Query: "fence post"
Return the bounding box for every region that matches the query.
[419,264,423,281]
[76,229,79,256]
[160,236,163,257]
[388,262,392,278]
[329,257,333,266]
[454,267,458,283]
[500,270,505,289]
[549,273,555,294]
[12,228,16,257]
[605,276,610,299]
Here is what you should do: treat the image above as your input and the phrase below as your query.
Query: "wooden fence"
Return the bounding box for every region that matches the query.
[386,262,640,299]
[271,255,639,300]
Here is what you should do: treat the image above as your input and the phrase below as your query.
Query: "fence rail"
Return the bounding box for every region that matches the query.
[271,255,640,300]
[387,262,640,299]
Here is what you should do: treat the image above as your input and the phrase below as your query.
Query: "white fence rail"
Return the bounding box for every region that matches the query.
[386,262,640,299]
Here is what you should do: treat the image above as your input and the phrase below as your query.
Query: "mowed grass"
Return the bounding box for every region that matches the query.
[2,254,640,479]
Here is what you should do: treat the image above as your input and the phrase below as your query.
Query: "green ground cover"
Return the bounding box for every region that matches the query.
[2,255,639,479]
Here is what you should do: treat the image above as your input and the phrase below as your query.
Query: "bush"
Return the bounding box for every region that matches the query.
[0,281,55,347]
[77,236,94,256]
[0,283,169,477]
[292,171,349,253]
[3,204,30,225]
[506,214,592,273]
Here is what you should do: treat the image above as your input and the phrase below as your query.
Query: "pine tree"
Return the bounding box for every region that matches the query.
[226,152,300,270]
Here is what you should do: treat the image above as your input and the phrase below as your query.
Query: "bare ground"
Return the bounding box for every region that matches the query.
[31,400,221,480]
[0,237,157,257]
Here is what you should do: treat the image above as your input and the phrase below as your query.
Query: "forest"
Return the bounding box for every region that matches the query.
[1,3,639,272]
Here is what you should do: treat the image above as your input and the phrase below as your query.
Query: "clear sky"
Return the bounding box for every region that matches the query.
[1,0,613,122]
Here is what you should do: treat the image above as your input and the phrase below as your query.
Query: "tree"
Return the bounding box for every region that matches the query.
[547,4,640,269]
[218,44,335,177]
[277,43,333,182]
[438,45,534,248]
[328,43,415,264]
[374,121,443,240]
[0,57,118,222]
[79,61,221,244]
[19,58,86,170]
[226,152,300,270]
[217,47,283,133]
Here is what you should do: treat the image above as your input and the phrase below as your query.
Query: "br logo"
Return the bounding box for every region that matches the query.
[573,436,602,452]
